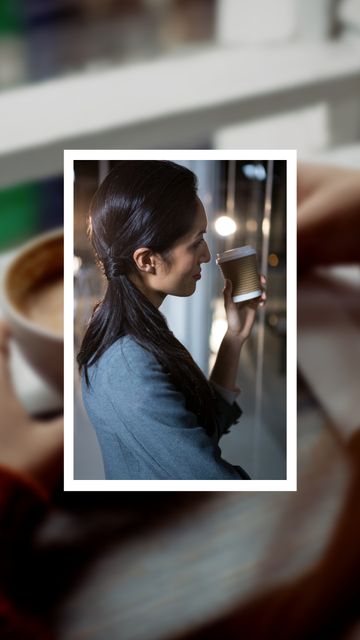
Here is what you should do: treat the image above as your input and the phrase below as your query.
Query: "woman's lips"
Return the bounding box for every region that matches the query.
[193,272,201,280]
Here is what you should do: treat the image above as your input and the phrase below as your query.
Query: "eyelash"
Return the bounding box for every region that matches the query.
[193,238,205,249]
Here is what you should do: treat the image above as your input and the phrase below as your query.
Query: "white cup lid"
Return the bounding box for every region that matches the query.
[216,245,256,264]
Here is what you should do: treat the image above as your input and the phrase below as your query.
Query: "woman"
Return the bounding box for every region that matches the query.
[78,160,265,480]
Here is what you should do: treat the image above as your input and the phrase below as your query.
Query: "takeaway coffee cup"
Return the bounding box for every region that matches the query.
[216,245,262,303]
[0,228,63,392]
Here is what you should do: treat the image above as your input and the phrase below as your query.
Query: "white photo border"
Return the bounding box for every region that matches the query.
[64,149,297,492]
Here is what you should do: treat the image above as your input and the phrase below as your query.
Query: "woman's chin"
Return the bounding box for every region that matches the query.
[170,282,197,297]
[188,282,198,296]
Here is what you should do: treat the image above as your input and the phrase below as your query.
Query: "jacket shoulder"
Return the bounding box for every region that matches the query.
[95,335,160,381]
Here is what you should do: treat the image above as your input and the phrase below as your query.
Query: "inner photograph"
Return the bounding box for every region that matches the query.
[69,153,292,487]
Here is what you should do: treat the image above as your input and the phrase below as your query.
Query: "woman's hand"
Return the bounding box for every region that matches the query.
[223,275,266,342]
[0,323,63,495]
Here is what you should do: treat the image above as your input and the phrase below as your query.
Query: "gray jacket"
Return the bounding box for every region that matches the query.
[82,335,249,480]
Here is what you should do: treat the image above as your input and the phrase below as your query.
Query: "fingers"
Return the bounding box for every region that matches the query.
[223,279,233,306]
[244,295,265,310]
[224,276,267,307]
[238,288,266,310]
[259,290,266,307]
[0,322,11,356]
[0,323,30,425]
[259,274,267,307]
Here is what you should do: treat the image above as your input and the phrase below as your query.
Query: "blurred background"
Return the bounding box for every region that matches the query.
[1,0,359,426]
[1,0,360,187]
[0,0,358,470]
[73,158,287,480]
[0,1,359,637]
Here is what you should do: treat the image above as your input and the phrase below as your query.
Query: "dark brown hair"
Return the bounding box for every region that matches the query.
[77,160,217,435]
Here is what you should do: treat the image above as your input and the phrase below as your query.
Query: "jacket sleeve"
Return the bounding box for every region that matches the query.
[104,341,244,480]
[209,381,243,438]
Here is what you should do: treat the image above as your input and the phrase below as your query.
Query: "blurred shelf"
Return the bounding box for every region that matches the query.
[1,39,360,187]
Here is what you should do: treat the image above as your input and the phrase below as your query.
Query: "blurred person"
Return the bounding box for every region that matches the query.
[0,321,200,639]
[77,160,266,480]
[0,161,359,639]
[1,326,359,638]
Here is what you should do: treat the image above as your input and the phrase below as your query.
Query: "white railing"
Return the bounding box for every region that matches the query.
[0,38,360,187]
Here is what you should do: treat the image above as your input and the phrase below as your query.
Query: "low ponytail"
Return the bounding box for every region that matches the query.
[77,161,218,436]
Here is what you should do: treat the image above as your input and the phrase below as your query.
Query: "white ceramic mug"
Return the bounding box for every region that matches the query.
[0,228,63,393]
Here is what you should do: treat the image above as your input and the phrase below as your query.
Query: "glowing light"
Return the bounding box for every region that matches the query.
[242,163,267,181]
[262,218,270,235]
[214,215,237,237]
[73,255,82,274]
[268,314,278,327]
[268,253,279,267]
[210,318,228,353]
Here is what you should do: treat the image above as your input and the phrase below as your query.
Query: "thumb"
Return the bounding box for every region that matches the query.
[0,323,18,399]
[223,278,232,294]
[223,279,232,306]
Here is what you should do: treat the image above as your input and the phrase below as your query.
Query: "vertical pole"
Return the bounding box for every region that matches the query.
[225,159,236,250]
[252,160,273,476]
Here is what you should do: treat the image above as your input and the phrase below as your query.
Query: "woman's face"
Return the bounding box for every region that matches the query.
[159,197,211,298]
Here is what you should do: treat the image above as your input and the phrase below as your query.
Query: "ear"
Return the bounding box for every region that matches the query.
[132,247,156,275]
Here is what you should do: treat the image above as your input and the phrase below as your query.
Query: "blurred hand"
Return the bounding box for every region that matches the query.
[0,323,63,494]
[223,275,266,342]
[298,163,360,272]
